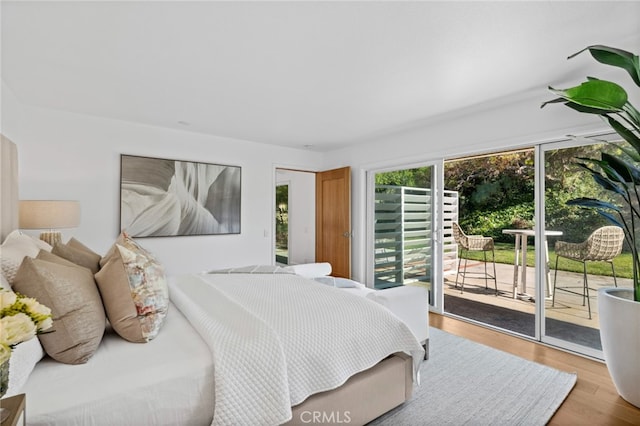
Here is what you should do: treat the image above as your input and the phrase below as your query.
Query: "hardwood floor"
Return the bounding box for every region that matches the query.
[430,312,640,425]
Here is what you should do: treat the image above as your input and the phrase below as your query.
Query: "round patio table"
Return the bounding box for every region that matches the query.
[502,229,563,300]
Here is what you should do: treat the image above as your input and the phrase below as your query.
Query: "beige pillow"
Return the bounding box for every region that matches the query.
[67,237,99,257]
[36,249,79,268]
[12,258,106,364]
[95,237,169,343]
[52,242,101,274]
[0,230,52,285]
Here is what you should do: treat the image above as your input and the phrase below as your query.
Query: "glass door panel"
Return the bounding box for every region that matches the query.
[444,151,536,337]
[542,139,632,357]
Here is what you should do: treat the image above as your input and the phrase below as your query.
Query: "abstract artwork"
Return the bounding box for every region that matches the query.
[120,154,241,237]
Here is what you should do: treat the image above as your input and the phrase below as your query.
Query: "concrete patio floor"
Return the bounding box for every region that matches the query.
[443,260,633,331]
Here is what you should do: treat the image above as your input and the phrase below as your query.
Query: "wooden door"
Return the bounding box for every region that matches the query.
[316,167,351,278]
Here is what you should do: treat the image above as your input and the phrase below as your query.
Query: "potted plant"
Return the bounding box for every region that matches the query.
[542,45,640,408]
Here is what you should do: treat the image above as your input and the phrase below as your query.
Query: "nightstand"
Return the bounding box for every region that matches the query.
[0,393,25,426]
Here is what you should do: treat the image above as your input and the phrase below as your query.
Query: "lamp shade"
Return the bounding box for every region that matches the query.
[19,200,81,229]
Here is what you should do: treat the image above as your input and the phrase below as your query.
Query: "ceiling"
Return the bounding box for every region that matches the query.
[1,1,639,151]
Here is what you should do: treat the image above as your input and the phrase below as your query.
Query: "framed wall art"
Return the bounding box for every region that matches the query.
[120,154,241,237]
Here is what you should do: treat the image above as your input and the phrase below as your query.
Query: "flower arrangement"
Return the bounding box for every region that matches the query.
[0,289,53,365]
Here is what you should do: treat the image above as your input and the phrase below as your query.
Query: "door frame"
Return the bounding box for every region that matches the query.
[537,133,618,360]
[272,165,351,276]
[364,159,444,312]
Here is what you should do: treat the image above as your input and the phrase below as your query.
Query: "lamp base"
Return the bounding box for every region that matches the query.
[39,231,62,247]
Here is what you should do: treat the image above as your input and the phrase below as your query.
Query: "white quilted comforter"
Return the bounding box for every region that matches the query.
[169,272,424,426]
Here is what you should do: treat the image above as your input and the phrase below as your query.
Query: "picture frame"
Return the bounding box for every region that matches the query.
[119,154,241,237]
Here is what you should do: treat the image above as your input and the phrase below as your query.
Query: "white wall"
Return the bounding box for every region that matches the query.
[276,169,315,265]
[1,81,323,275]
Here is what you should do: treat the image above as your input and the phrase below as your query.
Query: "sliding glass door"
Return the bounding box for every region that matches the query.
[539,136,631,358]
[363,136,630,359]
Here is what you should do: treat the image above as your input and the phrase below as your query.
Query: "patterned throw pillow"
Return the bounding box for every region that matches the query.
[95,233,169,343]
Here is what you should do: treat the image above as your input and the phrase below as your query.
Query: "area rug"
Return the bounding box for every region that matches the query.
[368,328,577,426]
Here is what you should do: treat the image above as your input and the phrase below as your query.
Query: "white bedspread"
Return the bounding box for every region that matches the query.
[169,272,424,426]
[22,302,215,426]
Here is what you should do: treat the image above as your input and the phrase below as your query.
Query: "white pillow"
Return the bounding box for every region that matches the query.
[5,336,45,397]
[0,230,52,285]
[313,276,365,289]
[284,262,332,278]
[0,274,9,290]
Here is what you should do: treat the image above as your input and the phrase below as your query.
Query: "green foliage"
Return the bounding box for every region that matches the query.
[275,185,288,250]
[375,167,431,188]
[460,203,534,243]
[446,152,534,215]
[543,44,640,302]
[544,145,617,243]
[461,242,634,279]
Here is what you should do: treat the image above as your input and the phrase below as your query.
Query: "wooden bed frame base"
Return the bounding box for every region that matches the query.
[285,352,414,426]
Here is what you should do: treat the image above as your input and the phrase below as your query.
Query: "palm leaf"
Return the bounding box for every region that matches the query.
[606,116,640,156]
[569,45,640,87]
[548,80,627,111]
[566,197,621,212]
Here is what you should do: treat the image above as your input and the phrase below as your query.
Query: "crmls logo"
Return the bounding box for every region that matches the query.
[299,410,352,424]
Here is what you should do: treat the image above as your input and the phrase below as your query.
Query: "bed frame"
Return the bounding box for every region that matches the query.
[287,352,413,425]
[0,135,414,425]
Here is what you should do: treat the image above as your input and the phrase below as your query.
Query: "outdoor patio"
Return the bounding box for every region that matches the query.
[443,260,633,338]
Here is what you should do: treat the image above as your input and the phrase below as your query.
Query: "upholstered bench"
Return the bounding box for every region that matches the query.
[366,285,430,360]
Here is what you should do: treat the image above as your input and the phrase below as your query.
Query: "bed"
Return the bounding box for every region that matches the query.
[0,135,425,425]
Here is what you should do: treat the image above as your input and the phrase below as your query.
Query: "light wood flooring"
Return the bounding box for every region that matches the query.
[430,312,640,425]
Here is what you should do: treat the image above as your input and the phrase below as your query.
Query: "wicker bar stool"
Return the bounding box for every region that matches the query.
[452,222,498,294]
[552,226,624,319]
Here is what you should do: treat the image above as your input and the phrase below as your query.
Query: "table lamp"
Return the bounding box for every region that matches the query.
[19,200,81,246]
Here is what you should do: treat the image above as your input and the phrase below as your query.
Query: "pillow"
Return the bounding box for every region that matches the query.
[52,241,101,274]
[95,236,169,343]
[36,249,80,268]
[0,274,10,290]
[313,276,365,289]
[0,281,46,396]
[0,230,52,285]
[12,258,106,364]
[284,262,332,278]
[67,237,100,258]
[99,231,158,267]
[5,335,45,397]
[210,265,292,274]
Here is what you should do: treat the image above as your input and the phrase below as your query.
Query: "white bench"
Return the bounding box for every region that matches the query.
[366,285,430,360]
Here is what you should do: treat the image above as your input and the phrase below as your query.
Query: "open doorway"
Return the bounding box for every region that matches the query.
[275,183,289,264]
[275,169,315,265]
